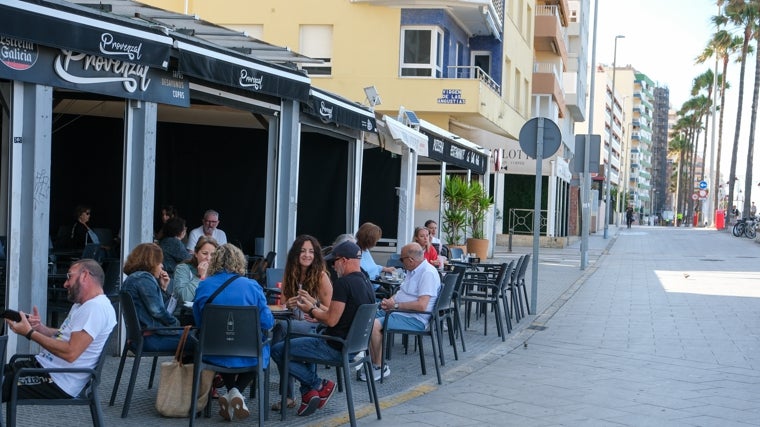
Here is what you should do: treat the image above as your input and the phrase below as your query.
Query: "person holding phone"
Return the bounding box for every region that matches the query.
[2,259,117,400]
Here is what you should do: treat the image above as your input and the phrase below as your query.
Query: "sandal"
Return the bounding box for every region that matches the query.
[271,398,296,411]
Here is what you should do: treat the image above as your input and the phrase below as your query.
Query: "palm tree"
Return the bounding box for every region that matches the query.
[690,70,716,183]
[716,0,757,224]
[741,1,760,218]
[680,95,711,219]
[696,29,741,224]
[668,133,691,225]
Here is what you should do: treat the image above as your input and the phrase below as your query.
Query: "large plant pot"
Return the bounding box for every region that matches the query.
[466,238,488,261]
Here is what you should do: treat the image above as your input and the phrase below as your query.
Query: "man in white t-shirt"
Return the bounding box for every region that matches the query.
[3,259,116,400]
[186,209,228,252]
[362,242,441,382]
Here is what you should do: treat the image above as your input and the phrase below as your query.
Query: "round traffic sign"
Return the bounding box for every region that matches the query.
[699,180,708,190]
[518,117,561,159]
[691,193,699,200]
[698,189,708,198]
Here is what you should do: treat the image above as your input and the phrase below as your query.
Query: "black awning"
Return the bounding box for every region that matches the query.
[302,88,378,133]
[0,0,173,69]
[176,39,310,102]
[422,123,488,175]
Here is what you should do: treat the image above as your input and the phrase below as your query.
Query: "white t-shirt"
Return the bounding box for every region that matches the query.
[394,260,441,325]
[186,226,227,252]
[36,294,116,397]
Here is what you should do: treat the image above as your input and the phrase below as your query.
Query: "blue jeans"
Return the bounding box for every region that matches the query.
[271,337,341,396]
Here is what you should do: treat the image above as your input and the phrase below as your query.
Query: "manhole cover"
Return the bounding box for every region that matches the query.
[526,324,547,331]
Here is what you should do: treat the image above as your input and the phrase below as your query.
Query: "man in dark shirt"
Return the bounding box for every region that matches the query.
[270,241,375,417]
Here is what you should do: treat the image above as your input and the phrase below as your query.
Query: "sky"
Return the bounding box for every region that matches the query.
[591,0,758,206]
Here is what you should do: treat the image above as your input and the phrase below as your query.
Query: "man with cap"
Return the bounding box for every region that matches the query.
[270,240,376,417]
[362,242,441,382]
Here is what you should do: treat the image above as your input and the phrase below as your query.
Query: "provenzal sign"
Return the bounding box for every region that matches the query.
[0,37,189,107]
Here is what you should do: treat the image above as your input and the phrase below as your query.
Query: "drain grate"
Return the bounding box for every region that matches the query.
[526,324,547,331]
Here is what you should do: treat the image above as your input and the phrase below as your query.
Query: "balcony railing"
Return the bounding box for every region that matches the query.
[447,65,500,95]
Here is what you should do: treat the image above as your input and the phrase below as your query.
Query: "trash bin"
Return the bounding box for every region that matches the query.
[715,209,725,229]
[693,213,698,227]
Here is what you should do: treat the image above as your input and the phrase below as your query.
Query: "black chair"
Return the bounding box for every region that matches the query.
[448,266,468,352]
[109,291,186,418]
[284,303,381,426]
[448,247,465,262]
[249,251,275,282]
[460,263,509,341]
[0,334,7,424]
[7,329,114,427]
[497,260,517,334]
[189,305,270,427]
[513,254,531,318]
[381,275,458,385]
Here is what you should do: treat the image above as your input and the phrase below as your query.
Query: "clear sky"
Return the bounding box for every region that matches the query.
[591,0,757,205]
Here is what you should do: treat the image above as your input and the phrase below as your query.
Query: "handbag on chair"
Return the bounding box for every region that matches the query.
[155,325,215,417]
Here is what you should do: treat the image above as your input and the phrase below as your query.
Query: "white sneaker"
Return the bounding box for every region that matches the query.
[228,387,250,420]
[353,351,366,371]
[358,364,390,382]
[218,391,233,421]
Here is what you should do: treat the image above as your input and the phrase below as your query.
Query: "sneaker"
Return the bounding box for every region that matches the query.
[353,351,366,371]
[317,379,336,409]
[228,387,249,420]
[218,391,233,421]
[297,390,320,417]
[358,364,390,382]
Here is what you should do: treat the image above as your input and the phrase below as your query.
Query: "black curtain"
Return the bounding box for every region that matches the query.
[296,132,348,246]
[359,147,401,239]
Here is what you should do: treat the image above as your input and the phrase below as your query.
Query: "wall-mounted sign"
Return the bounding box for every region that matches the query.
[437,88,465,104]
[0,38,189,107]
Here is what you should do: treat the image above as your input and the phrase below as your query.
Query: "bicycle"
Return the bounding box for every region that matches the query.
[732,216,757,239]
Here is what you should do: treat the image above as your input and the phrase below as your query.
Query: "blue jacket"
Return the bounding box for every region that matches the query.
[122,271,180,334]
[193,272,274,368]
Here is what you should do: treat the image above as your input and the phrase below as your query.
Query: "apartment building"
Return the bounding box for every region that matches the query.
[145,0,590,242]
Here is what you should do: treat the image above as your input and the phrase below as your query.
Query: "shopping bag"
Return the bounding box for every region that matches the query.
[155,326,215,417]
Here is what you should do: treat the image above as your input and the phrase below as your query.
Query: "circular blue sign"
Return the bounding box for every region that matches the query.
[699,180,708,189]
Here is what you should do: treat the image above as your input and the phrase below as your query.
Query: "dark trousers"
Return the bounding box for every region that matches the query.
[2,359,70,402]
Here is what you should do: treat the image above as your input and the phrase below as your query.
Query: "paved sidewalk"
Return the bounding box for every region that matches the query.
[366,226,760,426]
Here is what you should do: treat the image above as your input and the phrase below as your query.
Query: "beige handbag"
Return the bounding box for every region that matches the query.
[155,326,215,417]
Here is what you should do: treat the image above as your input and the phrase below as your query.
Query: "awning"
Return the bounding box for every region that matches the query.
[420,119,489,175]
[381,115,428,156]
[176,38,311,102]
[303,88,377,133]
[0,0,173,69]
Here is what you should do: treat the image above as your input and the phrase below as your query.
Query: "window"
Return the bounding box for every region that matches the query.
[400,27,443,77]
[300,25,333,76]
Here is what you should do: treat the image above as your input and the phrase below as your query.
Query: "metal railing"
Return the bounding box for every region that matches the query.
[508,208,548,235]
[447,65,501,95]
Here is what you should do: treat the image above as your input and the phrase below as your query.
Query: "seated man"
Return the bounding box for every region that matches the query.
[3,259,117,400]
[186,209,228,253]
[271,241,376,417]
[363,242,441,382]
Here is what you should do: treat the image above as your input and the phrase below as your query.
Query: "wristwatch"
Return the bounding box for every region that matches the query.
[308,305,317,317]
[394,302,399,309]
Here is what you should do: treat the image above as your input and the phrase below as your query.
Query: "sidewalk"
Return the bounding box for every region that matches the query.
[366,226,760,426]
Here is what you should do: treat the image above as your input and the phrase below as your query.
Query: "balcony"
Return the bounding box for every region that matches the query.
[532,62,567,118]
[351,0,502,38]
[534,5,569,66]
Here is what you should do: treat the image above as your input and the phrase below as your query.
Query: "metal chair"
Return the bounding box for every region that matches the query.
[283,303,381,426]
[109,291,186,418]
[460,263,509,341]
[381,275,457,385]
[513,254,531,318]
[189,304,271,427]
[7,329,114,427]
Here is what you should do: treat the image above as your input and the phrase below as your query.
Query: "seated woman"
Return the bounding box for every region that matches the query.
[356,222,395,281]
[158,217,190,275]
[272,234,332,411]
[172,236,218,322]
[413,226,441,268]
[192,244,274,422]
[121,243,190,353]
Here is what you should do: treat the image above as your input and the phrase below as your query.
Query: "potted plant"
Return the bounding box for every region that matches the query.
[466,180,493,260]
[442,176,472,249]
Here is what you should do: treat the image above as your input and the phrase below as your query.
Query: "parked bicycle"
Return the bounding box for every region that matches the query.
[732,216,758,239]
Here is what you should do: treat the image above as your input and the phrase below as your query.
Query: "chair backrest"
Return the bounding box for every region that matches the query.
[102,258,121,297]
[386,253,403,268]
[343,304,379,355]
[435,273,459,311]
[118,291,145,348]
[500,260,516,290]
[82,327,116,397]
[449,247,464,261]
[198,305,264,359]
[517,254,530,281]
[265,267,284,289]
[0,334,8,387]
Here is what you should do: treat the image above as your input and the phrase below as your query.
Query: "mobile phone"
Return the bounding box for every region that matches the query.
[0,309,28,322]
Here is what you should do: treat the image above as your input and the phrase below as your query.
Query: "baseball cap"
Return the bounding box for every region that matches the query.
[325,241,362,261]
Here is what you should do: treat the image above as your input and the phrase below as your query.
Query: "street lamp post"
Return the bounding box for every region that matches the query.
[604,34,625,239]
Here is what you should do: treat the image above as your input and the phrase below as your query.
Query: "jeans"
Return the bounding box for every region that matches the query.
[271,337,341,396]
